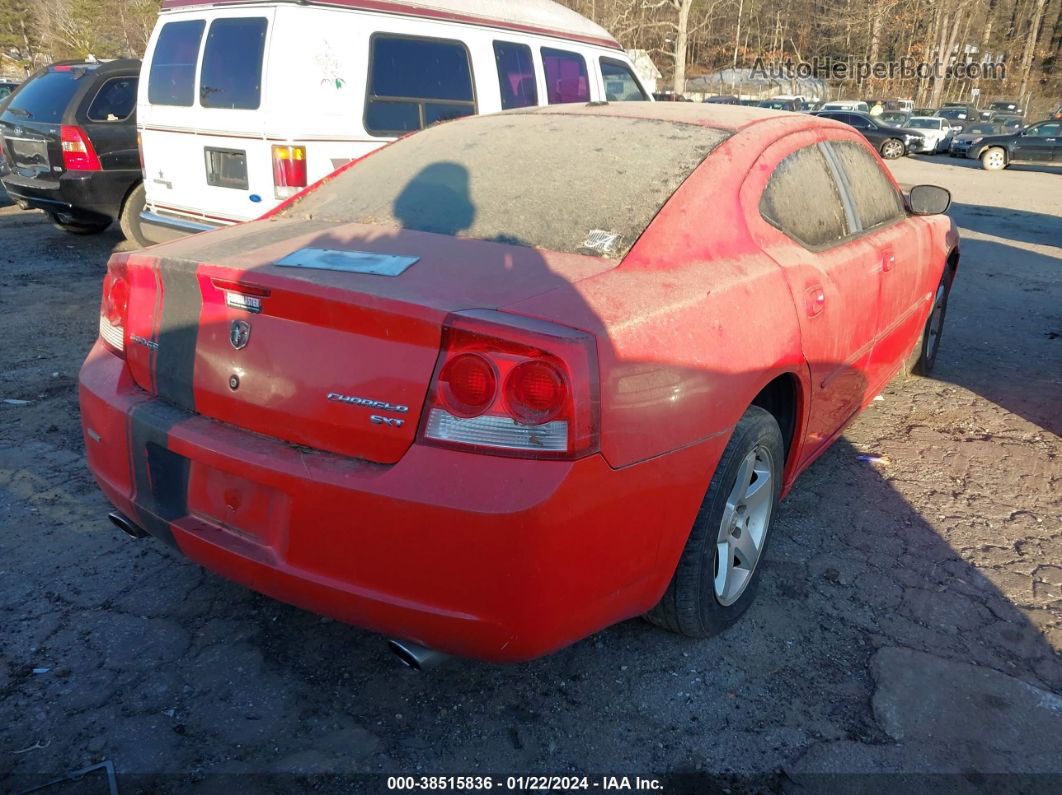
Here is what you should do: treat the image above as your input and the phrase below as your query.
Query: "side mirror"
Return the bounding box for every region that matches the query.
[908,184,951,216]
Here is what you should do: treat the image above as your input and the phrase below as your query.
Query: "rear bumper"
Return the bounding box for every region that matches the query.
[79,341,720,661]
[139,206,230,244]
[1,169,138,222]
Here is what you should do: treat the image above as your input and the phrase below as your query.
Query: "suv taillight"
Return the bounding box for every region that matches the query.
[60,125,101,171]
[419,311,600,460]
[99,259,129,357]
[272,144,307,199]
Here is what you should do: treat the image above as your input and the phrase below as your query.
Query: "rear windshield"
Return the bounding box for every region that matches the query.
[200,18,268,109]
[278,113,728,258]
[149,19,205,106]
[907,118,941,129]
[3,69,88,124]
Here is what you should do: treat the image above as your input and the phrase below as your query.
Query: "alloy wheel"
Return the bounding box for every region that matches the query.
[714,446,774,606]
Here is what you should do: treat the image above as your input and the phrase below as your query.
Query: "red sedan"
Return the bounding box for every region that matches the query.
[79,104,958,662]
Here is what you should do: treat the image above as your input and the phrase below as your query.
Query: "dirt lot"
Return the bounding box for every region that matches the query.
[1,154,1060,792]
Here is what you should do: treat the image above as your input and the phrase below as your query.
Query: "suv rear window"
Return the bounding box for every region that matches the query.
[149,20,205,106]
[200,18,268,109]
[86,76,138,122]
[279,113,727,258]
[365,35,476,136]
[3,69,87,124]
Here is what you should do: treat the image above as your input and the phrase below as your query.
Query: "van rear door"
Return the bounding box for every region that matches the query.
[140,7,275,226]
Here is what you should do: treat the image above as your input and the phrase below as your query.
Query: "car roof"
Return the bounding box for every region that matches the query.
[160,0,621,49]
[511,101,804,132]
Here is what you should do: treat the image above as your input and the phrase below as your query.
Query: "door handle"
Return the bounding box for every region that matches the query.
[882,254,896,272]
[805,285,826,317]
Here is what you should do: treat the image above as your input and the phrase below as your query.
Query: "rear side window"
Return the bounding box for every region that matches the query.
[601,58,646,101]
[542,48,589,104]
[494,42,537,110]
[86,77,137,122]
[3,70,85,124]
[366,35,476,136]
[761,146,850,248]
[200,18,268,109]
[149,20,205,106]
[829,141,905,230]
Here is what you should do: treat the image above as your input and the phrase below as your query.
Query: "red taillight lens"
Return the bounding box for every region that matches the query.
[99,260,129,357]
[272,144,307,199]
[60,125,102,171]
[440,353,497,418]
[506,360,567,425]
[420,311,599,460]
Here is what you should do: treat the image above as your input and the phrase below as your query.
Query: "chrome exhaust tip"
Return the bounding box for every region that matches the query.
[388,639,449,671]
[108,511,148,539]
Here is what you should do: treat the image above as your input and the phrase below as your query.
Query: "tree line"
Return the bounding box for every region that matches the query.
[0,0,1058,114]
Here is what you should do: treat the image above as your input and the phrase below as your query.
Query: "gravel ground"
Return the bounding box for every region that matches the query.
[1,155,1060,793]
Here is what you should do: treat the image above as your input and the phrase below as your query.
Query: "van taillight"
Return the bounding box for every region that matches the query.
[60,125,101,171]
[99,260,129,357]
[420,311,600,460]
[272,144,307,199]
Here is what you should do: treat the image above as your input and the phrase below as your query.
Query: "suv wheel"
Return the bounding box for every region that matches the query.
[119,183,151,248]
[981,147,1007,170]
[880,139,905,160]
[49,214,110,235]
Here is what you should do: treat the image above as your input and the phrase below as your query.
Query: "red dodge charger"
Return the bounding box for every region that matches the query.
[79,104,959,662]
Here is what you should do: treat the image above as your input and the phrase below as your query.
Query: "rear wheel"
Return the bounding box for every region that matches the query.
[118,183,150,247]
[880,138,905,160]
[981,147,1007,170]
[49,213,110,235]
[646,406,783,637]
[904,272,951,377]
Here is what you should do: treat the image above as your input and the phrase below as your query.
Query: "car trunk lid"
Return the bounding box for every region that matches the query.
[120,218,617,465]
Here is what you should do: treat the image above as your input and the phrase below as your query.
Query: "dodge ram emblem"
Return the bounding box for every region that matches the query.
[230,320,251,350]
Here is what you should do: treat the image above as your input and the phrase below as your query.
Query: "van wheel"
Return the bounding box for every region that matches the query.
[118,183,150,247]
[880,139,905,160]
[981,148,1007,170]
[645,406,783,638]
[49,214,110,235]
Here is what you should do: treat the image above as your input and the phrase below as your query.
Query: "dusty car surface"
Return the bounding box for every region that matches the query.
[79,103,959,662]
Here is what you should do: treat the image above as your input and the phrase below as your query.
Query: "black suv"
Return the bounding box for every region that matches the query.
[812,110,927,159]
[967,120,1062,170]
[0,60,143,236]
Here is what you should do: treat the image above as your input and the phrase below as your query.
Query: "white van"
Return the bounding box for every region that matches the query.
[821,100,870,112]
[133,0,650,245]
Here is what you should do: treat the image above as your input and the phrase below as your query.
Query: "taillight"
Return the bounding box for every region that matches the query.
[420,310,599,459]
[60,125,101,171]
[99,260,129,357]
[272,144,307,199]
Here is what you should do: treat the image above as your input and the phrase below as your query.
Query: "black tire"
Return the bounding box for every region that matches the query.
[118,183,151,247]
[646,406,784,638]
[49,214,110,235]
[904,271,951,378]
[880,138,905,160]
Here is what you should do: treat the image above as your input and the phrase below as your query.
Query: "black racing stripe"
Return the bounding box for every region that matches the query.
[127,400,192,548]
[153,258,202,412]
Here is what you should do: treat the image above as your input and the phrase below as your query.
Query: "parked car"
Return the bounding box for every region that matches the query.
[935,105,977,132]
[913,107,937,117]
[879,110,912,128]
[0,60,142,236]
[967,120,1062,170]
[949,122,1001,157]
[704,95,740,104]
[136,0,651,247]
[987,100,1022,117]
[1053,106,1062,120]
[813,110,929,158]
[991,113,1025,133]
[903,116,953,153]
[758,98,801,111]
[80,104,958,663]
[821,100,869,112]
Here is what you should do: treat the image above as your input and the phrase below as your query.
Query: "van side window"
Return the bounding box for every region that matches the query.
[541,48,589,104]
[148,20,205,106]
[600,58,646,101]
[200,18,268,110]
[760,146,850,249]
[366,35,476,136]
[86,77,138,122]
[494,42,538,110]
